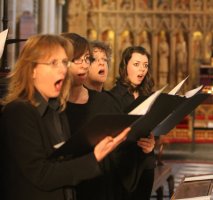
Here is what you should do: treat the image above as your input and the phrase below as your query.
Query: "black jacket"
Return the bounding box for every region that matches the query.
[1,92,101,200]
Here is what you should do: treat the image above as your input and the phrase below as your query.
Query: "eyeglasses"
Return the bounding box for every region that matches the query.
[35,59,72,68]
[72,56,93,64]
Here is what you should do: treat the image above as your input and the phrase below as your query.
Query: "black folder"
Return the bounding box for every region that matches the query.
[50,114,140,158]
[152,93,210,136]
[50,93,210,159]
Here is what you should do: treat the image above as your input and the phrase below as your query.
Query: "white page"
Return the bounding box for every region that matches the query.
[176,196,211,200]
[0,29,8,59]
[184,174,213,182]
[184,85,203,98]
[168,76,189,95]
[128,85,167,115]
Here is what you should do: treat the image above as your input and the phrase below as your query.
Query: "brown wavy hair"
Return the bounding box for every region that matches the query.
[118,46,154,95]
[1,34,73,111]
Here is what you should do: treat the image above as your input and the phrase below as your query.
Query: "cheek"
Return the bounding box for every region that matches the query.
[68,67,76,76]
[105,65,109,73]
[127,67,136,78]
[33,67,37,79]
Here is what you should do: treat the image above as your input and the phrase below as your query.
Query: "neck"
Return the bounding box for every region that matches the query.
[133,91,139,99]
[69,85,89,104]
[85,80,103,92]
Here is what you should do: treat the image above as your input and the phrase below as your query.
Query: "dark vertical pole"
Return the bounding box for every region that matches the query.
[1,0,8,72]
[2,0,8,30]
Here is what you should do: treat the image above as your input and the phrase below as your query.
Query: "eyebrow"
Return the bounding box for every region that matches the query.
[133,60,148,63]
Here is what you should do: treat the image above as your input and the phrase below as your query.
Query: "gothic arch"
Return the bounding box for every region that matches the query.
[174,15,189,32]
[67,0,213,89]
[156,15,171,32]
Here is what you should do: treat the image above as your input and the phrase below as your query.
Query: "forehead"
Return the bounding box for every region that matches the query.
[93,48,106,56]
[40,45,66,59]
[130,52,148,62]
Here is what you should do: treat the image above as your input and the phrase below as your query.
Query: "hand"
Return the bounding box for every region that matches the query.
[94,127,131,162]
[137,133,155,154]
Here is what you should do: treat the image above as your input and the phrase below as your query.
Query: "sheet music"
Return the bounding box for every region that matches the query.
[168,76,189,95]
[128,85,167,115]
[0,29,8,59]
[184,85,203,98]
[184,174,213,182]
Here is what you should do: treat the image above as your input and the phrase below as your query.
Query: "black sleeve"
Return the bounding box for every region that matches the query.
[2,101,102,191]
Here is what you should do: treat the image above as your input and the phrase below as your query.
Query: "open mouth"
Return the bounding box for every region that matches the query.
[55,79,63,91]
[98,69,105,75]
[78,72,87,77]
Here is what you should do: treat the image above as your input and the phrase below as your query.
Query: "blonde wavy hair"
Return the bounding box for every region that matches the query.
[1,34,73,111]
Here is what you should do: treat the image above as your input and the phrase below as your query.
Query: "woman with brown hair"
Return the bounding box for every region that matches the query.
[0,34,129,200]
[110,46,156,200]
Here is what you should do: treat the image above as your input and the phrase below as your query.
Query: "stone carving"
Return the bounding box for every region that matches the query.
[119,31,133,56]
[176,32,187,81]
[158,31,169,86]
[157,0,171,10]
[174,0,189,10]
[139,31,151,54]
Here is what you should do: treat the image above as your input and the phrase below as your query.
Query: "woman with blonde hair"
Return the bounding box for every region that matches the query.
[0,34,129,200]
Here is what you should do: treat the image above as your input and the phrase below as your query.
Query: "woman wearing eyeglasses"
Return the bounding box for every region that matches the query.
[61,33,134,200]
[0,34,130,200]
[84,40,111,92]
[61,33,155,200]
[61,33,122,134]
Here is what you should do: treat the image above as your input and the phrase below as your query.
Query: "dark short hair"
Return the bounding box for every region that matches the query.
[90,40,112,63]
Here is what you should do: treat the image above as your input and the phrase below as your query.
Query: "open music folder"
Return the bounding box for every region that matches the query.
[50,85,210,159]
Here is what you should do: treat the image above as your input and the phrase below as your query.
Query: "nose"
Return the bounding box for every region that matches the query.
[139,65,146,71]
[98,59,104,65]
[81,62,89,70]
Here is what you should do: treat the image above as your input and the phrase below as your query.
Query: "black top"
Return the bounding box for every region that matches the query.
[110,80,148,113]
[66,89,122,134]
[65,88,155,200]
[66,89,128,200]
[110,81,156,198]
[0,91,101,200]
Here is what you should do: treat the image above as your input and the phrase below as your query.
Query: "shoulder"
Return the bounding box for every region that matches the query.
[2,100,37,119]
[110,84,127,96]
[3,100,33,112]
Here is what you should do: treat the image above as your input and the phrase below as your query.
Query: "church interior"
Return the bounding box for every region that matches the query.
[0,0,213,199]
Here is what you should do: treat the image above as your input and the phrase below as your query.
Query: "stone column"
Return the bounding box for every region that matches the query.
[56,0,66,34]
[169,30,176,88]
[40,0,56,34]
[187,31,195,88]
[151,30,158,88]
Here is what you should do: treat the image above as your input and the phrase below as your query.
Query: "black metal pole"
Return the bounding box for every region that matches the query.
[1,0,8,72]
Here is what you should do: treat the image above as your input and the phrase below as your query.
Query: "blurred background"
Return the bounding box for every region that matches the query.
[0,1,212,198]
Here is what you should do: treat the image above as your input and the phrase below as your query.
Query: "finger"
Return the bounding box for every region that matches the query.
[137,141,154,149]
[99,136,113,146]
[149,133,154,139]
[138,137,151,142]
[137,140,151,146]
[113,127,131,144]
